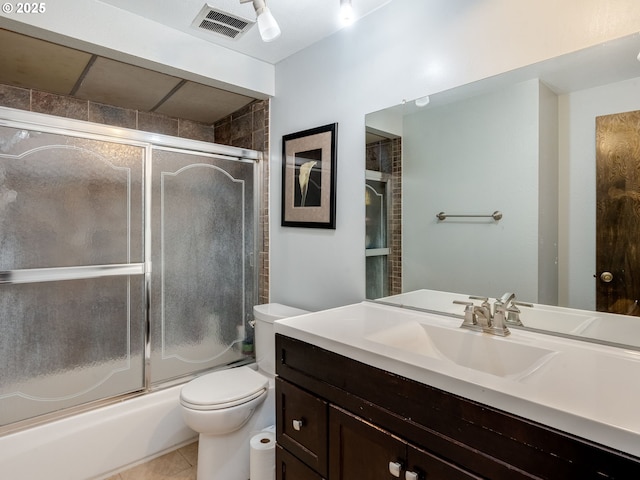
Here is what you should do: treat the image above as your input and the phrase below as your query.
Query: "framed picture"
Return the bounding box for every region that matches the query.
[281,123,337,229]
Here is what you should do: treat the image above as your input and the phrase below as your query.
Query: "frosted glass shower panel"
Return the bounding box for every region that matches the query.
[365,179,388,249]
[0,277,145,427]
[150,148,256,383]
[365,176,390,299]
[0,126,144,269]
[0,124,145,426]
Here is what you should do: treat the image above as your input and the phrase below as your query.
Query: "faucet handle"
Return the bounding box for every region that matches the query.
[505,307,524,326]
[453,300,477,327]
[469,295,491,310]
[513,300,534,308]
[469,295,489,303]
[502,300,532,326]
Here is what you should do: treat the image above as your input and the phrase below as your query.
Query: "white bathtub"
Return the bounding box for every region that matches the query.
[0,384,195,479]
[0,374,276,480]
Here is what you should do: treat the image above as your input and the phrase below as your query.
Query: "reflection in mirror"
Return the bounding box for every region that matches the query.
[365,173,390,298]
[365,33,640,348]
[364,134,402,300]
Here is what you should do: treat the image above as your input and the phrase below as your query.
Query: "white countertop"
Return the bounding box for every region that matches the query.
[275,301,640,458]
[379,288,640,347]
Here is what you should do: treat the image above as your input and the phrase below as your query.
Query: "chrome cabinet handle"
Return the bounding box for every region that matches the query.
[292,419,304,431]
[389,461,402,477]
[405,471,419,480]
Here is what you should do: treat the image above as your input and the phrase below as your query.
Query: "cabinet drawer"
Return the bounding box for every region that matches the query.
[276,377,328,477]
[330,405,481,480]
[276,445,324,480]
[408,444,482,480]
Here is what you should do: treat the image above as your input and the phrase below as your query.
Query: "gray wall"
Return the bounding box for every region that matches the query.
[402,79,549,302]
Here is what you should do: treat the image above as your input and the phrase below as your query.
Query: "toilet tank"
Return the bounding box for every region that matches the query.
[253,303,309,376]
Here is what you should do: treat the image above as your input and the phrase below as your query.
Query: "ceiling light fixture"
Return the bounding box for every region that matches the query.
[241,0,281,42]
[340,0,354,25]
[415,95,430,107]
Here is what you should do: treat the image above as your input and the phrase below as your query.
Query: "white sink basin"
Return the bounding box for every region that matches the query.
[574,315,640,346]
[366,321,556,379]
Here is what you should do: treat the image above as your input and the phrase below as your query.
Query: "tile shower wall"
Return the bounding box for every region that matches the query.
[390,137,402,296]
[0,83,270,303]
[365,137,402,295]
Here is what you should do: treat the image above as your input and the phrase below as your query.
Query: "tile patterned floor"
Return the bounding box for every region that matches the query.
[106,441,198,480]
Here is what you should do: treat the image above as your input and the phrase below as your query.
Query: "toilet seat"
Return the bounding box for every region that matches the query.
[180,366,268,411]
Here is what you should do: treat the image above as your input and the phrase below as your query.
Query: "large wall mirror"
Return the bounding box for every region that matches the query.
[366,32,640,348]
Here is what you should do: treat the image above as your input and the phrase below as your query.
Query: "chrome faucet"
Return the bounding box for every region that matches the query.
[453,292,521,336]
[499,293,534,327]
[497,292,516,307]
[492,294,514,335]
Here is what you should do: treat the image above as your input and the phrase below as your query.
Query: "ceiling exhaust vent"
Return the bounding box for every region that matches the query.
[192,4,254,40]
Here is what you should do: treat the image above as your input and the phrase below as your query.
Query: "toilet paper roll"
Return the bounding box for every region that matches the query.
[250,431,276,480]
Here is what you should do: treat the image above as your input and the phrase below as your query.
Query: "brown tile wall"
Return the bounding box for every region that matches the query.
[0,83,218,142]
[390,137,402,295]
[0,82,271,302]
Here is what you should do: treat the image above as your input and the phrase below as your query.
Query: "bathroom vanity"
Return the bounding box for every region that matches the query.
[273,301,640,479]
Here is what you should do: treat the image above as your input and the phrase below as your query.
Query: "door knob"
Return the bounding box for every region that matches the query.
[600,271,614,283]
[405,471,419,480]
[292,419,304,431]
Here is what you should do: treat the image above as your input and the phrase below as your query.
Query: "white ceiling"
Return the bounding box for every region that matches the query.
[99,0,393,64]
[0,1,393,124]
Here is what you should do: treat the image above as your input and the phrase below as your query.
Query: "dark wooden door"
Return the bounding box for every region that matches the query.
[595,111,640,315]
[329,405,405,479]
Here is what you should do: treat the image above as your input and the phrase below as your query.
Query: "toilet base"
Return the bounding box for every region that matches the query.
[194,382,274,480]
[197,429,250,480]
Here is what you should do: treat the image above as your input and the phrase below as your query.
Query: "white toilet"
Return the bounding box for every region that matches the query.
[180,303,309,480]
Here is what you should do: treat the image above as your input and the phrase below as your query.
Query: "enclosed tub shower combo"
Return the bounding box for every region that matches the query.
[0,107,263,478]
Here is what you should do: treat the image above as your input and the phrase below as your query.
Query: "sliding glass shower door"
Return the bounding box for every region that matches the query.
[149,148,256,384]
[0,125,146,427]
[0,111,259,429]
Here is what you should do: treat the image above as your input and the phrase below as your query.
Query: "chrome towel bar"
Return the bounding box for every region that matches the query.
[436,211,503,221]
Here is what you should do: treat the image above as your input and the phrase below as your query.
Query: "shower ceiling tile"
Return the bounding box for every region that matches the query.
[74,57,182,111]
[0,29,92,95]
[155,81,254,124]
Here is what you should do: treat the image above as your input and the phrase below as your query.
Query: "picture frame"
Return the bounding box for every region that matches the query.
[281,123,337,229]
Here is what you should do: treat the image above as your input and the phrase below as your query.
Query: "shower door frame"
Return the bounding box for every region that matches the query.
[0,106,262,433]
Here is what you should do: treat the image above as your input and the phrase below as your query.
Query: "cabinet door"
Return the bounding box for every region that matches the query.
[406,444,482,480]
[276,445,324,480]
[276,378,328,477]
[329,405,406,479]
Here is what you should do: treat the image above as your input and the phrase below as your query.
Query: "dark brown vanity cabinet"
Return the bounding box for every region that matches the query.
[275,334,640,480]
[276,377,328,478]
[329,405,480,479]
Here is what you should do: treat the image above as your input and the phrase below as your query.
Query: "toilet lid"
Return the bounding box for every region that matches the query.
[180,366,268,411]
